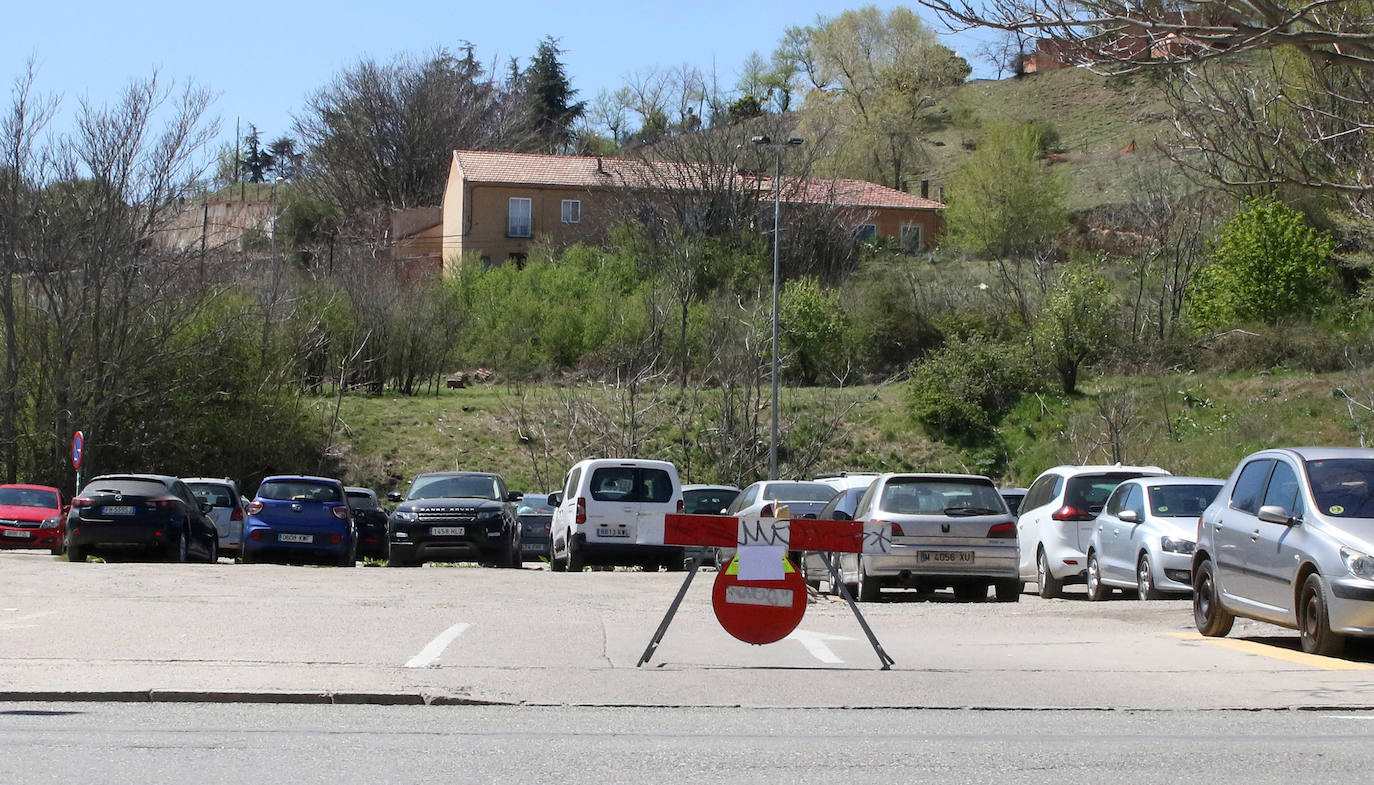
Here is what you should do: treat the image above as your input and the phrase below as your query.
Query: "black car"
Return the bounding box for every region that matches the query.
[66,474,219,563]
[515,493,554,563]
[386,472,522,567]
[345,487,390,560]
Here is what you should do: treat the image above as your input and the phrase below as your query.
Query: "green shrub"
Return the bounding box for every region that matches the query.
[907,335,1037,444]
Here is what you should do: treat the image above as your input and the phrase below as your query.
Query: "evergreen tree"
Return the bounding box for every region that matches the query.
[525,37,586,154]
[239,125,275,184]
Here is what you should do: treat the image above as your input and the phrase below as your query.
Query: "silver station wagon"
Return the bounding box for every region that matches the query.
[834,473,1020,603]
[1194,447,1374,656]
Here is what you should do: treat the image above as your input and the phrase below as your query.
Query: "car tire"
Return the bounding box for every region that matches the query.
[67,541,85,563]
[1086,552,1107,602]
[857,562,880,603]
[50,546,64,557]
[550,538,567,572]
[1299,573,1345,657]
[337,540,357,568]
[1137,553,1162,600]
[953,583,986,602]
[169,528,188,563]
[994,579,1021,603]
[567,534,586,572]
[205,536,218,564]
[240,546,254,565]
[1036,547,1062,599]
[1193,558,1234,638]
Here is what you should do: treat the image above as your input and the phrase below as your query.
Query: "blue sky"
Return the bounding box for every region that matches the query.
[6,1,996,150]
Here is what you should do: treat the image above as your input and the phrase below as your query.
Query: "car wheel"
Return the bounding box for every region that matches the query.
[1086,552,1107,602]
[994,579,1021,603]
[169,527,188,563]
[567,534,586,572]
[1299,573,1345,657]
[50,546,65,557]
[1193,558,1234,637]
[67,541,86,563]
[857,562,880,603]
[337,539,357,567]
[1036,548,1062,599]
[1137,553,1162,600]
[953,583,986,602]
[550,538,567,572]
[205,536,219,564]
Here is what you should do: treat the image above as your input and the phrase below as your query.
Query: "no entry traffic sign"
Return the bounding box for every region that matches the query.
[71,431,84,469]
[712,553,807,645]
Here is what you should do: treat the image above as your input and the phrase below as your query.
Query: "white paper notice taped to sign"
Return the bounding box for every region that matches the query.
[737,545,785,581]
[724,585,794,607]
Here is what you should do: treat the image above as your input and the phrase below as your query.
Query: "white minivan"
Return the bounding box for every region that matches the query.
[548,458,685,572]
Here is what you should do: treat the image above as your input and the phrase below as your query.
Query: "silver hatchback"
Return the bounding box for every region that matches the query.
[834,473,1020,602]
[1194,447,1374,656]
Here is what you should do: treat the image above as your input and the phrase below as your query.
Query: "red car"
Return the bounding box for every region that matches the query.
[0,484,65,555]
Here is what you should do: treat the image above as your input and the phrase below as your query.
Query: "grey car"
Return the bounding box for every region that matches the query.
[1086,477,1223,600]
[834,473,1021,602]
[184,477,244,557]
[1194,447,1374,656]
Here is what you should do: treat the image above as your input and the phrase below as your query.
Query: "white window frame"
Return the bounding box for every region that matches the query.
[561,199,581,224]
[900,224,923,250]
[855,223,878,242]
[508,197,532,238]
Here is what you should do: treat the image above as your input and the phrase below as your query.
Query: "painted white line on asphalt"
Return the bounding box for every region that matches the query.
[405,622,471,668]
[786,630,854,664]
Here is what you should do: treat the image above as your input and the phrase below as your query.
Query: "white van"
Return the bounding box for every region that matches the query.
[548,458,684,572]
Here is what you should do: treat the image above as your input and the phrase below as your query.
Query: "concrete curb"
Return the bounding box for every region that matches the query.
[0,690,510,706]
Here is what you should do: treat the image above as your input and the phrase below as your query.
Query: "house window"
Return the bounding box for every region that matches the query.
[561,199,581,223]
[900,224,923,251]
[508,198,532,237]
[855,223,878,242]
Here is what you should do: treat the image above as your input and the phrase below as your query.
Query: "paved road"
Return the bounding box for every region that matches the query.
[3,551,1374,709]
[1,702,1369,784]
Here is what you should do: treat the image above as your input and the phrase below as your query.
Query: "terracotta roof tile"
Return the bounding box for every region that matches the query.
[452,150,945,210]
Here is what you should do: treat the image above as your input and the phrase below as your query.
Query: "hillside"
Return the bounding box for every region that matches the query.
[327,368,1373,495]
[924,67,1184,211]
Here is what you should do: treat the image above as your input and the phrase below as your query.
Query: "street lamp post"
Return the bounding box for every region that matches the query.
[752,134,803,481]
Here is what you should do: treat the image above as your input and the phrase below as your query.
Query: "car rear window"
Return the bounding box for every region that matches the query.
[81,479,169,498]
[517,496,556,515]
[188,483,235,508]
[1147,484,1222,517]
[0,487,59,508]
[589,467,674,503]
[258,481,341,503]
[1065,473,1146,513]
[880,478,1004,515]
[683,489,739,514]
[346,491,380,510]
[762,482,835,502]
[408,475,500,501]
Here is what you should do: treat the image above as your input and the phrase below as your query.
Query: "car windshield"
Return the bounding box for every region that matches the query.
[1147,484,1222,517]
[0,487,59,508]
[81,479,168,498]
[187,483,235,508]
[258,481,341,503]
[762,482,835,503]
[880,478,1005,516]
[683,489,739,514]
[1307,459,1374,518]
[516,495,555,516]
[346,491,380,510]
[589,467,674,503]
[1000,492,1026,516]
[1066,473,1146,513]
[408,475,500,501]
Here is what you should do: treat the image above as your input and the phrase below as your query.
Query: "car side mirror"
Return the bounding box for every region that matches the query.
[386,491,403,503]
[200,502,214,515]
[1258,504,1297,525]
[1118,510,1140,523]
[547,492,563,507]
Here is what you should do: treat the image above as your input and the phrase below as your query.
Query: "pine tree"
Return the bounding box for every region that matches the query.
[525,37,586,154]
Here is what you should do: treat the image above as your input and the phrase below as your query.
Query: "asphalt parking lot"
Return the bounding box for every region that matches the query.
[3,550,1373,710]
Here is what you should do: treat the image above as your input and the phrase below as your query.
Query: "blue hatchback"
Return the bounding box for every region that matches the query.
[242,475,356,567]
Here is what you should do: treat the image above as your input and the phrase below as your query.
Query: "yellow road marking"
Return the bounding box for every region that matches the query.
[1167,631,1374,671]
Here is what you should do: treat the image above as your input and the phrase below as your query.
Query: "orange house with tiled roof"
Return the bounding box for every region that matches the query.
[440,150,944,272]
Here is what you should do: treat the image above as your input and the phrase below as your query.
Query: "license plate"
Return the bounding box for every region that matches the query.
[919,550,974,563]
[3,530,31,538]
[596,528,630,538]
[430,526,465,536]
[102,506,134,516]
[278,533,313,543]
[521,542,544,551]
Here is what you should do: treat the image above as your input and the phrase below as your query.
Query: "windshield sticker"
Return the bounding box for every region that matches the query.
[1330,505,1346,515]
[1157,506,1168,512]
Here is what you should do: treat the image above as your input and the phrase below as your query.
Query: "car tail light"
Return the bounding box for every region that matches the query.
[676,499,684,514]
[871,519,903,536]
[147,499,178,510]
[230,506,244,521]
[250,530,261,540]
[987,521,1017,538]
[247,500,263,515]
[1051,506,1095,521]
[761,503,774,518]
[71,497,93,508]
[576,497,587,525]
[331,505,349,520]
[330,534,341,544]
